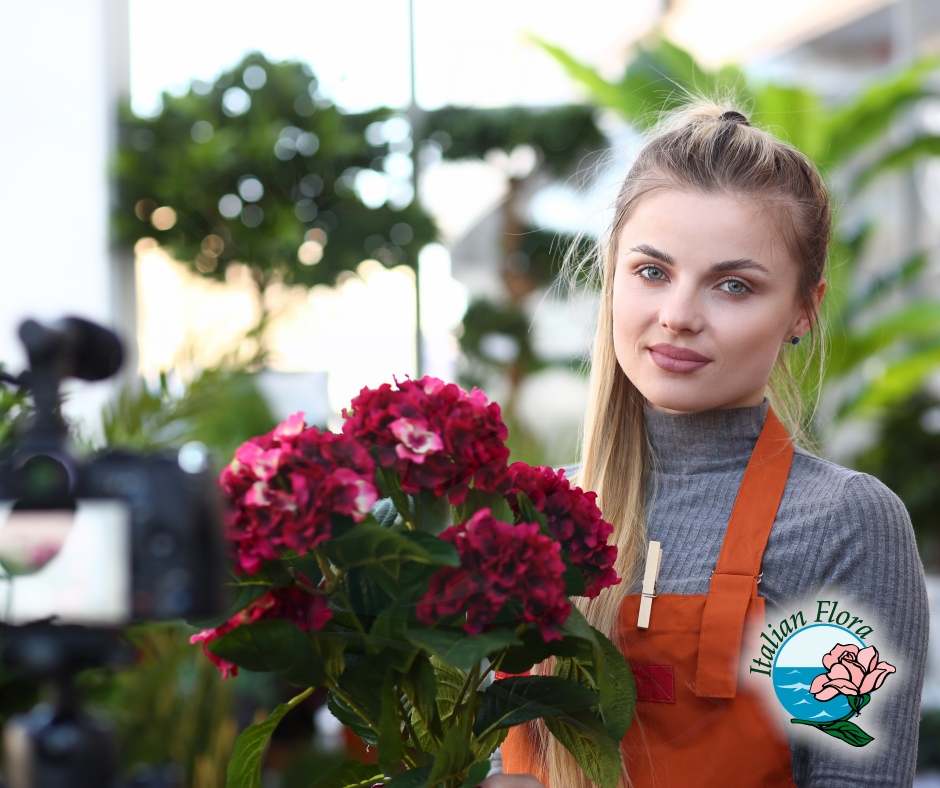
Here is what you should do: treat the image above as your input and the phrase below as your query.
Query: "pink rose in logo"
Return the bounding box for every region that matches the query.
[809,644,896,700]
[791,641,896,747]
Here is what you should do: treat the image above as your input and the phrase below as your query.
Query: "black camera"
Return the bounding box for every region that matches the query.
[0,316,225,788]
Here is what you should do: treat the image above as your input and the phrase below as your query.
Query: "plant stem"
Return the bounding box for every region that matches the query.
[448,661,481,739]
[315,549,337,586]
[397,692,428,766]
[314,549,367,636]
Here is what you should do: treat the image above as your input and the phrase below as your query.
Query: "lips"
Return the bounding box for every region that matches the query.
[648,343,712,373]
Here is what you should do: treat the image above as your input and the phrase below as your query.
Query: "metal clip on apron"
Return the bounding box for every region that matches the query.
[500,408,797,787]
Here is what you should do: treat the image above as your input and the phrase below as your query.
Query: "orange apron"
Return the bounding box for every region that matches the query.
[501,407,797,787]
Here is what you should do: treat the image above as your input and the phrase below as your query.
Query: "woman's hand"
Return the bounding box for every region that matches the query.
[478,776,546,788]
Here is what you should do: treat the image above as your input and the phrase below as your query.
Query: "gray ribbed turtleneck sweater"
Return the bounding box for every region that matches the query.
[639,401,928,788]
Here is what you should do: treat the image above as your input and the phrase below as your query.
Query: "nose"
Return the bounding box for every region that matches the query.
[659,283,705,334]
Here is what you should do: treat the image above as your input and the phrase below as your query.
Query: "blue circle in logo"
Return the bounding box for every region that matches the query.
[771,624,865,722]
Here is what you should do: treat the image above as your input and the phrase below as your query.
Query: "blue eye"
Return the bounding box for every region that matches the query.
[720,279,749,296]
[637,265,667,281]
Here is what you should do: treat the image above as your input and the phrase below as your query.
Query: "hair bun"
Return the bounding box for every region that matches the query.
[718,110,750,126]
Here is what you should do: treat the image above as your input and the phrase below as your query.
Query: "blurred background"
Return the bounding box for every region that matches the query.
[3,0,940,784]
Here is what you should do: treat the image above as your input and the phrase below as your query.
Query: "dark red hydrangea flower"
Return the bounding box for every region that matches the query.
[416,509,571,641]
[189,586,332,678]
[505,463,620,599]
[342,377,510,504]
[221,412,378,574]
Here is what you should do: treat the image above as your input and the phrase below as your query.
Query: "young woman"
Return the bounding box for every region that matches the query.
[482,104,929,787]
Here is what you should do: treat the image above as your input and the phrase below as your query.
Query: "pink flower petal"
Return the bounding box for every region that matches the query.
[856,646,879,673]
[809,673,830,694]
[822,643,859,670]
[824,678,860,696]
[273,412,306,440]
[828,663,852,682]
[813,686,841,701]
[859,663,896,694]
[245,481,271,507]
[842,659,866,688]
[390,417,443,456]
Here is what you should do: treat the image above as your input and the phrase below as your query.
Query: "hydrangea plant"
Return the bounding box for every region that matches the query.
[190,377,635,788]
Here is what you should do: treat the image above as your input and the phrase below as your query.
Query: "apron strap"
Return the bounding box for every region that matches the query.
[694,406,793,698]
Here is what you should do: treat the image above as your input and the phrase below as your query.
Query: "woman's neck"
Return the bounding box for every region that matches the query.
[643,400,768,475]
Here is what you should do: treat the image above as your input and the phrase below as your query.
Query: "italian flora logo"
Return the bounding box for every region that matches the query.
[768,620,896,747]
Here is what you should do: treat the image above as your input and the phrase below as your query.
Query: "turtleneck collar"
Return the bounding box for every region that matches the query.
[643,399,769,475]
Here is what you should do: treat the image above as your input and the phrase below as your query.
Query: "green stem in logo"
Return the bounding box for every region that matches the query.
[790,693,873,747]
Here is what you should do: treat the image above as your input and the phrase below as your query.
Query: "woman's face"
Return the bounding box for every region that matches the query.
[612,190,824,414]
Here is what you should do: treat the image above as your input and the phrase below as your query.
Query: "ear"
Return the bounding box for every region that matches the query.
[791,277,826,338]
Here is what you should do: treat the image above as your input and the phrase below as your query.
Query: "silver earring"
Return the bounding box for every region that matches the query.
[790,336,800,345]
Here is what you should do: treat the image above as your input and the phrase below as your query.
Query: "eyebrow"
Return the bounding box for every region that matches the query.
[629,244,772,276]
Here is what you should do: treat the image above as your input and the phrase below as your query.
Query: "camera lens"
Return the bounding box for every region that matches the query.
[16,454,72,500]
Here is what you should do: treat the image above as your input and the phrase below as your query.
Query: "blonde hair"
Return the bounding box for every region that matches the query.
[530,100,831,788]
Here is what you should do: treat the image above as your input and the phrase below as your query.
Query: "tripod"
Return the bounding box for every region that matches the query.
[2,625,126,788]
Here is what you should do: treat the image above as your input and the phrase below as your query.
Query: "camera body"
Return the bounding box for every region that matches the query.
[0,447,223,627]
[0,317,224,629]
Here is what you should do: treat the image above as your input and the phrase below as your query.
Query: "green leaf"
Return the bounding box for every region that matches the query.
[497,627,582,675]
[398,530,460,567]
[378,670,405,774]
[404,627,523,672]
[225,687,313,788]
[368,608,420,672]
[207,619,325,686]
[458,761,492,788]
[323,520,440,578]
[824,56,939,164]
[409,659,506,760]
[472,676,600,738]
[428,724,476,785]
[387,767,431,788]
[308,759,386,788]
[402,655,440,744]
[794,718,875,747]
[334,652,389,727]
[557,606,599,645]
[328,690,378,747]
[414,489,453,535]
[380,467,413,526]
[592,630,635,740]
[846,252,927,316]
[562,561,587,597]
[531,36,631,120]
[341,565,396,618]
[372,496,402,528]
[544,710,622,788]
[452,487,514,525]
[852,134,940,193]
[839,344,940,419]
[514,491,549,534]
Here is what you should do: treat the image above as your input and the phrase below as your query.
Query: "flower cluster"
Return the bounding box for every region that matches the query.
[416,509,571,641]
[221,413,378,574]
[342,377,510,504]
[505,463,620,599]
[810,644,896,700]
[190,586,332,679]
